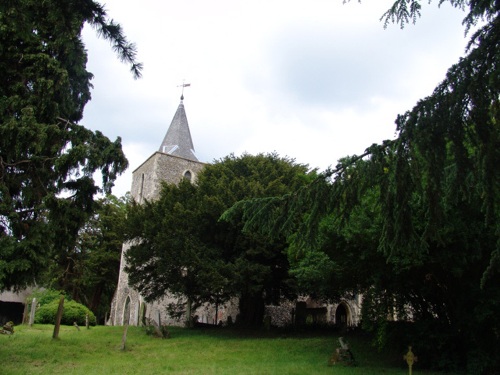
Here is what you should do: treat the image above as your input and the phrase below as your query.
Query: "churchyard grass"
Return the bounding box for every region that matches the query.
[1,324,452,374]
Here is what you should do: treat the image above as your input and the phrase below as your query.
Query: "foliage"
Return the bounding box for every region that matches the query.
[125,153,314,326]
[41,195,127,323]
[125,179,225,315]
[29,288,68,306]
[35,299,96,326]
[0,0,141,291]
[374,0,498,31]
[222,1,500,372]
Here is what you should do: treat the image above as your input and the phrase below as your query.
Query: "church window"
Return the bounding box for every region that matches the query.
[183,170,192,181]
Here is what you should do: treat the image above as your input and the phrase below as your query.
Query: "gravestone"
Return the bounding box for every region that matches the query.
[404,346,418,375]
[328,337,356,366]
[0,321,14,335]
[29,298,37,326]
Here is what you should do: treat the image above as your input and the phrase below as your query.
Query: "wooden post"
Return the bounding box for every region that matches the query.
[120,323,129,351]
[52,296,64,339]
[121,300,131,350]
[85,314,89,329]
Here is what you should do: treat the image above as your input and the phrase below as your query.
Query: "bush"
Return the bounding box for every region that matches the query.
[35,299,96,326]
[29,288,66,306]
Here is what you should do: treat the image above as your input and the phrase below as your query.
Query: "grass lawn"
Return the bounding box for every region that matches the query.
[0,324,453,374]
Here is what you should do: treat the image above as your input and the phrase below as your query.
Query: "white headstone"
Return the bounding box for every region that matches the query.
[29,298,37,326]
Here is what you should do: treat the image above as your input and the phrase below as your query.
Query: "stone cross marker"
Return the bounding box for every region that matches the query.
[404,346,418,375]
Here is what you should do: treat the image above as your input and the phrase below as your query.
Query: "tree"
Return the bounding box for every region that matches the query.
[125,153,315,326]
[0,0,142,291]
[42,195,127,323]
[125,179,228,326]
[224,1,499,372]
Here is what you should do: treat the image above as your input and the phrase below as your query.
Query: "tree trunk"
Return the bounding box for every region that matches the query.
[237,292,265,327]
[90,282,104,312]
[52,296,64,339]
[185,298,193,328]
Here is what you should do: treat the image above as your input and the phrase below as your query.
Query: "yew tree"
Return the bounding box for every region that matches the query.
[125,153,315,326]
[0,0,141,291]
[41,194,127,323]
[223,0,499,372]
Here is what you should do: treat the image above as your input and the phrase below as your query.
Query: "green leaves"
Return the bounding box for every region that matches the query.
[0,0,137,290]
[125,153,314,325]
[378,0,493,32]
[219,2,499,368]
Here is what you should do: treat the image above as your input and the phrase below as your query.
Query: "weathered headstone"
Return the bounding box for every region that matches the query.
[22,300,29,324]
[29,298,37,326]
[328,337,356,366]
[0,321,14,335]
[139,302,146,326]
[264,315,271,331]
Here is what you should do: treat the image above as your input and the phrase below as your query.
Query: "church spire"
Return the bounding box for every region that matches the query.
[158,92,198,161]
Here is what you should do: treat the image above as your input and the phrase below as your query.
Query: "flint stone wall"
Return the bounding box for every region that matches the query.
[109,152,207,327]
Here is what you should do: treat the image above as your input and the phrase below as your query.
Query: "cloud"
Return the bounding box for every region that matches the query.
[80,0,472,197]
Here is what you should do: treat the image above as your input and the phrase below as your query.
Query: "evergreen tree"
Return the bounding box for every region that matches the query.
[0,0,142,291]
[224,1,499,372]
[125,153,314,326]
[42,195,127,323]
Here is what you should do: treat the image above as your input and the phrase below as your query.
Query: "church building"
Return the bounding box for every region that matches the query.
[109,94,361,328]
[108,94,232,326]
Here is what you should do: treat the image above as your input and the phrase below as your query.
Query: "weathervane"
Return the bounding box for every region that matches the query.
[177,80,191,100]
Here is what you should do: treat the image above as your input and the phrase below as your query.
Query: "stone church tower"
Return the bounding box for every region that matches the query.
[109,95,208,326]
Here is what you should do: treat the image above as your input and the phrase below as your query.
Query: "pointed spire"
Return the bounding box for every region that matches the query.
[159,95,198,161]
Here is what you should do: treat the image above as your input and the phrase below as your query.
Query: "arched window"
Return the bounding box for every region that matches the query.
[183,170,192,181]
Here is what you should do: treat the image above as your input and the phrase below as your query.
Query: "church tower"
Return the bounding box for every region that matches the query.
[109,95,206,326]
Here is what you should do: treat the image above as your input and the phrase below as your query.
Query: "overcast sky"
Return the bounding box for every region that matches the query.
[81,0,471,197]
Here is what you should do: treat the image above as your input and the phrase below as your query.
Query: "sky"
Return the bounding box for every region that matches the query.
[81,0,472,197]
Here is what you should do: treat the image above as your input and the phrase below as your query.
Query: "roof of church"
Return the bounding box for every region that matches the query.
[158,95,198,161]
